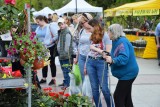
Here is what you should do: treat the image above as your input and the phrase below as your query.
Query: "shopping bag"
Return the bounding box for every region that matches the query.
[73,64,82,86]
[82,75,92,99]
[69,73,82,95]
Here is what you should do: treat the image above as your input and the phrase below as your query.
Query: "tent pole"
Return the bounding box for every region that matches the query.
[75,0,77,14]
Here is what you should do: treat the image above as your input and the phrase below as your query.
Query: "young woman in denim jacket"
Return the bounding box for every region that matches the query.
[85,19,113,107]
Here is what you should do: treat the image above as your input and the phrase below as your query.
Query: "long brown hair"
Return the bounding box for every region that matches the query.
[88,19,104,44]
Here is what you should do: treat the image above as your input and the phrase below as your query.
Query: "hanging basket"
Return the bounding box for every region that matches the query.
[32,58,44,70]
[20,58,44,70]
[20,50,36,61]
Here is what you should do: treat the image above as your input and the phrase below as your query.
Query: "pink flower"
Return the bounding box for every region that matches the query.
[14,40,17,45]
[19,40,22,44]
[30,36,34,40]
[25,42,29,46]
[23,48,27,53]
[4,0,16,5]
[12,48,16,53]
[32,41,36,44]
[7,49,12,55]
[32,32,36,36]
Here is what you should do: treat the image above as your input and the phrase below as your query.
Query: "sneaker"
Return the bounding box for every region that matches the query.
[39,79,46,84]
[61,86,68,90]
[58,83,64,87]
[48,79,56,85]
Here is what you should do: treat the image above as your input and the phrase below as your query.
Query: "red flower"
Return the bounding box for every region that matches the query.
[47,87,52,91]
[64,93,70,97]
[12,70,22,77]
[4,0,16,5]
[49,92,59,98]
[43,87,52,92]
[43,88,49,92]
[59,91,64,95]
[16,88,23,91]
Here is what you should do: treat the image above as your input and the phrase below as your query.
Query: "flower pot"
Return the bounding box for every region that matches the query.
[32,59,44,70]
[20,50,36,61]
[20,59,25,66]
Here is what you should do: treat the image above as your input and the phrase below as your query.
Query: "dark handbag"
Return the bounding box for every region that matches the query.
[49,25,59,57]
[52,44,59,57]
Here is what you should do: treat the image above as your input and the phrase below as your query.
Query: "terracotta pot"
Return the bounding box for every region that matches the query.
[32,59,44,70]
[20,50,36,61]
[20,59,26,66]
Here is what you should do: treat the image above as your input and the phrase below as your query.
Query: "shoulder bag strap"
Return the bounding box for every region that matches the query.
[49,25,54,38]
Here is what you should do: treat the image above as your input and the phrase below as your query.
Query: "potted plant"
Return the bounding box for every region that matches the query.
[7,32,50,70]
[0,0,19,57]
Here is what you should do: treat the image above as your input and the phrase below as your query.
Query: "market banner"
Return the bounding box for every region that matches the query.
[133,9,159,16]
[104,9,115,17]
[115,10,132,16]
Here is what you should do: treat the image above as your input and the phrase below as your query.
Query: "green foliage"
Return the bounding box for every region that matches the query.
[67,94,93,107]
[15,0,70,11]
[0,4,19,34]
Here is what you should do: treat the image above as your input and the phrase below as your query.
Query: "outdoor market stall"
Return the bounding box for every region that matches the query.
[55,0,103,15]
[104,0,160,58]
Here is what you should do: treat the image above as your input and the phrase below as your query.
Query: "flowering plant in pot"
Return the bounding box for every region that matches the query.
[7,32,50,70]
[0,0,18,34]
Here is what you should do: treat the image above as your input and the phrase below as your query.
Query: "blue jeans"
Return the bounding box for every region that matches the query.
[59,59,72,87]
[86,58,112,107]
[78,54,87,82]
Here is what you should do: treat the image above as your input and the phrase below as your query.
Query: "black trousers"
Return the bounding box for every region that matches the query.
[114,78,136,107]
[42,45,56,78]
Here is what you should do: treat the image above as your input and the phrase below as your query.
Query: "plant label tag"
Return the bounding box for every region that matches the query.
[0,32,12,41]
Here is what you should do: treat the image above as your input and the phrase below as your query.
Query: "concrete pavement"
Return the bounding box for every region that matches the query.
[37,57,160,107]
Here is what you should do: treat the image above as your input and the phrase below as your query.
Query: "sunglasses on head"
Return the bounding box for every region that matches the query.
[82,13,89,21]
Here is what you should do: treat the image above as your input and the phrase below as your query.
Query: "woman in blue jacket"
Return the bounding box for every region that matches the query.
[35,15,59,85]
[105,24,139,107]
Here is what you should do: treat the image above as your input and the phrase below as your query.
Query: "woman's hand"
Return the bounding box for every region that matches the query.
[73,58,78,64]
[90,44,95,50]
[84,68,87,75]
[105,56,112,64]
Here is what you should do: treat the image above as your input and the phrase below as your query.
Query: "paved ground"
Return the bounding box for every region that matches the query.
[37,57,160,107]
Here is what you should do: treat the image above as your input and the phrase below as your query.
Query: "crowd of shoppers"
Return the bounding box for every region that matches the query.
[34,13,139,107]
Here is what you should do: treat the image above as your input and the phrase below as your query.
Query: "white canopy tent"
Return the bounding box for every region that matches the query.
[33,7,55,17]
[55,0,103,15]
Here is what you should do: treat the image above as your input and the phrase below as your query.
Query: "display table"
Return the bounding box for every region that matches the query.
[125,31,157,58]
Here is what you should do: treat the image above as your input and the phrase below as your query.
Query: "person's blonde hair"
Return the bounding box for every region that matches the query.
[79,13,93,22]
[72,14,79,19]
[52,14,58,22]
[108,24,125,40]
